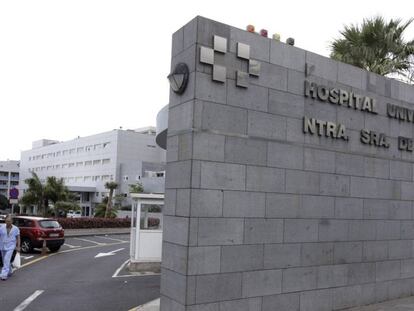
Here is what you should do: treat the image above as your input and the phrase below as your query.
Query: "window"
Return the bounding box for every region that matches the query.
[144,171,155,177]
[55,164,61,169]
[92,176,100,181]
[123,175,129,181]
[93,160,101,166]
[62,164,68,169]
[75,176,82,182]
[68,163,75,168]
[85,145,92,152]
[94,144,102,150]
[156,171,165,177]
[85,161,92,166]
[69,148,76,154]
[103,142,110,148]
[77,147,84,153]
[140,204,163,230]
[56,151,61,157]
[29,156,32,161]
[102,158,110,165]
[76,162,83,167]
[84,176,91,182]
[136,175,141,181]
[39,220,60,229]
[47,166,52,170]
[62,150,68,156]
[102,175,110,181]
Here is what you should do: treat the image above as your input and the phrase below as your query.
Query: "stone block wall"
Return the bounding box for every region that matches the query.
[161,16,414,311]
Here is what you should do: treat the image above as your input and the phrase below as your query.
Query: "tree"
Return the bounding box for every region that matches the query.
[330,16,414,79]
[0,194,9,210]
[21,172,47,216]
[104,182,118,218]
[129,182,144,193]
[94,197,117,218]
[21,173,76,217]
[45,176,71,216]
[45,176,69,204]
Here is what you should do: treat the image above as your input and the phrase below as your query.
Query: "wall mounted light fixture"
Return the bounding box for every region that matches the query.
[167,63,189,95]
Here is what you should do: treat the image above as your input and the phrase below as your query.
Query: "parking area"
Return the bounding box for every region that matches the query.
[20,233,131,268]
[0,233,160,311]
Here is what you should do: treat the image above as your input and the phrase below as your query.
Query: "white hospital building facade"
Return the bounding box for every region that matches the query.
[19,127,166,216]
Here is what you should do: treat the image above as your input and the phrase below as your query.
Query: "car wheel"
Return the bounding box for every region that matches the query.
[21,238,33,253]
[48,246,61,253]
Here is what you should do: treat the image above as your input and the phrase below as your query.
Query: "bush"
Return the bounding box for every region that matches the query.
[56,217,131,229]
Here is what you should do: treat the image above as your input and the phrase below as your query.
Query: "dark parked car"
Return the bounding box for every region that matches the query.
[12,216,65,253]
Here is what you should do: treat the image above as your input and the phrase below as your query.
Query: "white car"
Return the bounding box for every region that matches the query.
[67,210,82,218]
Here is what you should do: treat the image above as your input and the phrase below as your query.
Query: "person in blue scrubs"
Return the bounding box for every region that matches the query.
[0,215,21,280]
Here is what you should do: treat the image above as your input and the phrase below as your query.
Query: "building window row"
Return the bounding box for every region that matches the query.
[143,171,165,178]
[29,158,111,172]
[28,142,111,161]
[62,175,114,183]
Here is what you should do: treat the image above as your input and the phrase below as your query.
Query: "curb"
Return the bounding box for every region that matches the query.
[129,298,160,311]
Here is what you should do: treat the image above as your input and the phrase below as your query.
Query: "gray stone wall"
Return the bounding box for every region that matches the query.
[161,16,414,311]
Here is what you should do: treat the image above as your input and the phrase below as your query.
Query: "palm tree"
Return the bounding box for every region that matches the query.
[44,176,70,216]
[21,172,47,216]
[330,16,414,78]
[104,181,118,218]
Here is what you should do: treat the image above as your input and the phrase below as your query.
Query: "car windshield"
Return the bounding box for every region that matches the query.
[39,220,61,229]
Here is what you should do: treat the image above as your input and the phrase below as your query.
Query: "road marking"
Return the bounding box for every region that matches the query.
[95,248,124,258]
[19,241,129,269]
[114,273,160,278]
[112,259,130,278]
[13,290,44,311]
[20,255,34,260]
[64,243,80,248]
[95,235,128,243]
[20,255,53,269]
[60,241,128,254]
[74,238,106,245]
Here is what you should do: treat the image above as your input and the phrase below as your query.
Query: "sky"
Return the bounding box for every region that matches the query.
[1,0,414,160]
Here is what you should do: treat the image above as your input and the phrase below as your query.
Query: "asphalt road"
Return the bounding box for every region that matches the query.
[0,234,160,311]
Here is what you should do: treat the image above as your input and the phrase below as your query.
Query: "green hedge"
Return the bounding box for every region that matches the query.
[56,217,131,229]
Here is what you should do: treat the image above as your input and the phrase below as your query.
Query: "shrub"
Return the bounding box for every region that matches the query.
[56,217,131,229]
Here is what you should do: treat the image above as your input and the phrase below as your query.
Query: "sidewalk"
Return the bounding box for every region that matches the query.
[131,296,414,311]
[130,299,160,311]
[64,227,130,237]
[346,296,414,310]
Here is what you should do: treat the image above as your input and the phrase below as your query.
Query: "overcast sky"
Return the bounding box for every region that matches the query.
[1,0,413,160]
